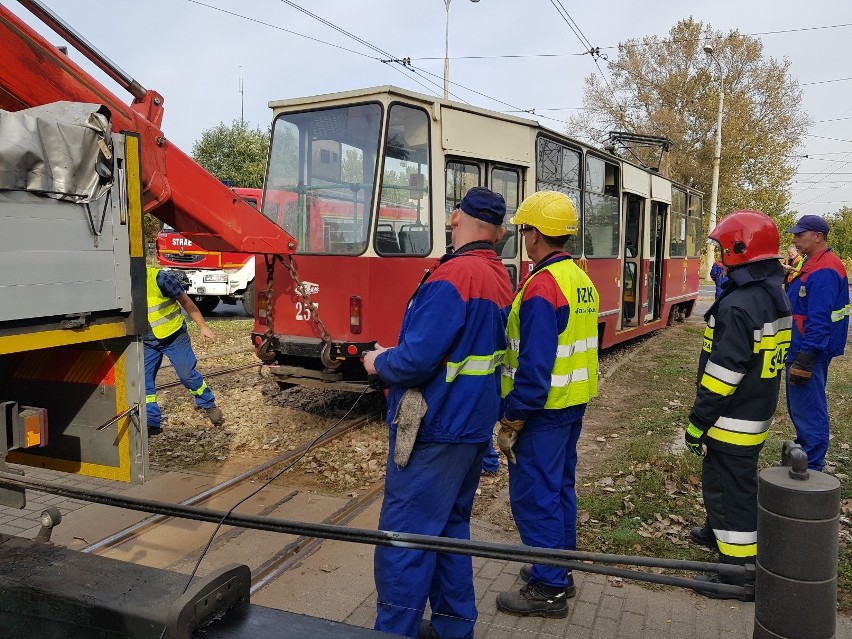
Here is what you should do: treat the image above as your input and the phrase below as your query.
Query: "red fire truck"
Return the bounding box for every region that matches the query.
[156,187,261,315]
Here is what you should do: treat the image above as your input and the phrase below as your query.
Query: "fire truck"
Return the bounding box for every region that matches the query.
[156,187,261,315]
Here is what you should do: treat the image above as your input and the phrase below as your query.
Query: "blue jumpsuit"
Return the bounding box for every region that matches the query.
[786,248,849,470]
[373,243,513,639]
[144,271,216,431]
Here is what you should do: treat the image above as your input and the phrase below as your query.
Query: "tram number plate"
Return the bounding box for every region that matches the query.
[295,301,318,321]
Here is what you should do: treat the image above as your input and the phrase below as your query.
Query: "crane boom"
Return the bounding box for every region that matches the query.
[0,1,296,255]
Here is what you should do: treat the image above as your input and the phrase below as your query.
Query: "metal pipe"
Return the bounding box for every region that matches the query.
[18,0,147,100]
[0,471,748,591]
[703,44,725,276]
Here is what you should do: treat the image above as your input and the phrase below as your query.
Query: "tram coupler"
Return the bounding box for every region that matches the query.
[34,507,62,543]
[0,533,250,638]
[754,441,840,639]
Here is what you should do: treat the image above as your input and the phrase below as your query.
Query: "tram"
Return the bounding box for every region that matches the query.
[251,86,703,389]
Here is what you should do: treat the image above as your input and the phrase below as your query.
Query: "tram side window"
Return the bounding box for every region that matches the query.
[445,161,480,248]
[376,105,431,256]
[492,168,520,257]
[686,194,703,257]
[265,103,383,255]
[669,188,688,257]
[584,156,619,258]
[536,137,582,255]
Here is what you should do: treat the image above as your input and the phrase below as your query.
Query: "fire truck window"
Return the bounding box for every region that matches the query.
[266,103,383,256]
[376,104,431,256]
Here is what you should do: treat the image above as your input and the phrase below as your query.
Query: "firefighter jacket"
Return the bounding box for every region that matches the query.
[786,247,849,363]
[501,252,599,420]
[146,267,184,340]
[689,260,792,452]
[375,242,513,444]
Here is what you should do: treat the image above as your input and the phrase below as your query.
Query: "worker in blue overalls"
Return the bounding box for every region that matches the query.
[145,266,224,436]
[363,187,513,639]
[494,191,599,619]
[785,215,850,470]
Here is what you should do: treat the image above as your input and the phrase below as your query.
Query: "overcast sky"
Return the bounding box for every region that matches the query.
[9,0,851,217]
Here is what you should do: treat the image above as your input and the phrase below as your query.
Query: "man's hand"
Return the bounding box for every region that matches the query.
[199,326,216,343]
[789,352,815,386]
[685,423,706,457]
[495,417,525,464]
[362,343,388,376]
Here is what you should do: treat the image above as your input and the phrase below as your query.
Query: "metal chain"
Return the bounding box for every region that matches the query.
[282,256,340,369]
[256,255,278,363]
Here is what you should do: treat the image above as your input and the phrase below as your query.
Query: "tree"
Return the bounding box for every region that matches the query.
[191,120,270,188]
[825,206,852,260]
[567,18,810,236]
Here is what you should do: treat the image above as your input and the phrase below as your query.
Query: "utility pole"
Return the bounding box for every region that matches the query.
[704,45,725,277]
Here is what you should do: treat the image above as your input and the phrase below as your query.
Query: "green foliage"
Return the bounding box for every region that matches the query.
[825,206,852,260]
[567,18,810,239]
[191,120,270,188]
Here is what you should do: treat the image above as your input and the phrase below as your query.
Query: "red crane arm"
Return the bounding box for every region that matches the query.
[0,2,296,255]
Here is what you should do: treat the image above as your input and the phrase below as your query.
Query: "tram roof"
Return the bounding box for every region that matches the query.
[269,85,702,197]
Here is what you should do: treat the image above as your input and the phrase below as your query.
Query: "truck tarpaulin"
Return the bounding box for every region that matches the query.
[0,102,113,203]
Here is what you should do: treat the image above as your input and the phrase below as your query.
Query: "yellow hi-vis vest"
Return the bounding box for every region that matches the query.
[502,259,599,408]
[147,267,184,340]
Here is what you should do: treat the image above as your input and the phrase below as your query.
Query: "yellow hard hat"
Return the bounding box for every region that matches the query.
[510,191,578,237]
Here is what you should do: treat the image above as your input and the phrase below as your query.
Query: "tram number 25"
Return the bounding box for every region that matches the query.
[295,302,317,321]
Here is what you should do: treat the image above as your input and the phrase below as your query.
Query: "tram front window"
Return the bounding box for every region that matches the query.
[264,103,383,255]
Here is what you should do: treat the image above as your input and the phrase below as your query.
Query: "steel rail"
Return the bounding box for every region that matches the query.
[155,362,262,391]
[0,472,750,599]
[79,412,380,554]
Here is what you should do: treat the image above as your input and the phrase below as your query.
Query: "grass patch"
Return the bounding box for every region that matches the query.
[578,321,851,609]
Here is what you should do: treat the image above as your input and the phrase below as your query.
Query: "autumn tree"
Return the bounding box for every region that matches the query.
[191,120,270,188]
[567,18,809,234]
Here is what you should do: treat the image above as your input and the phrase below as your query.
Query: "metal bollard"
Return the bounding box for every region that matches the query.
[754,441,840,639]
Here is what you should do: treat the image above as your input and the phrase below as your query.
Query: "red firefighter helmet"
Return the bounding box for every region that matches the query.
[708,210,782,267]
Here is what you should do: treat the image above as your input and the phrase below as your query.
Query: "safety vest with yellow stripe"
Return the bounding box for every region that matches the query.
[147,267,184,340]
[501,259,599,408]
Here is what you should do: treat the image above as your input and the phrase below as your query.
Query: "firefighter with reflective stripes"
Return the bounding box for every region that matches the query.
[785,214,850,470]
[685,210,791,600]
[363,187,513,639]
[493,191,599,619]
[145,266,223,437]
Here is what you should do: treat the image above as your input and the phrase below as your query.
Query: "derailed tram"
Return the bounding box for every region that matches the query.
[251,86,704,390]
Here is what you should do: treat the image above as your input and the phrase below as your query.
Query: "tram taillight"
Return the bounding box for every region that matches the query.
[350,296,362,335]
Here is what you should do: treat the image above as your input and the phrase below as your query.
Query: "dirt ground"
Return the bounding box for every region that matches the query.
[148,327,660,533]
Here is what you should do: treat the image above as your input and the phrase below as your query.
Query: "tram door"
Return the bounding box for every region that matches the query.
[621,194,642,328]
[645,201,666,322]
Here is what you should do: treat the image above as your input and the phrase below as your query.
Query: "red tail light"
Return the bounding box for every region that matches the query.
[350,296,362,334]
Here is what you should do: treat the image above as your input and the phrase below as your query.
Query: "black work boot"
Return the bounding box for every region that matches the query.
[496,582,569,618]
[418,619,438,639]
[518,565,576,598]
[689,525,716,548]
[203,406,224,427]
[691,573,754,602]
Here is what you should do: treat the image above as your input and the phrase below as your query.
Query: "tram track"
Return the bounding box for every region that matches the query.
[83,411,382,555]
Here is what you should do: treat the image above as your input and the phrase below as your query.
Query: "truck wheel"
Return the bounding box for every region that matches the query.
[242,281,255,316]
[193,295,220,315]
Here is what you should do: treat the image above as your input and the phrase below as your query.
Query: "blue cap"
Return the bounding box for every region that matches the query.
[458,187,506,225]
[787,214,829,235]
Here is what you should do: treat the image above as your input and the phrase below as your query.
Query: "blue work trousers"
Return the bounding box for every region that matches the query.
[144,330,215,429]
[482,439,500,473]
[374,433,487,639]
[508,404,585,589]
[786,359,831,471]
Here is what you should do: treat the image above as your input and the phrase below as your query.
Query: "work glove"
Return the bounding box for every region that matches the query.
[495,417,525,465]
[789,352,815,386]
[685,423,706,457]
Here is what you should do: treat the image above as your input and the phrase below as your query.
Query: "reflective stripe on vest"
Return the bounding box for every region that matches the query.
[147,267,184,340]
[445,350,506,383]
[502,259,599,408]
